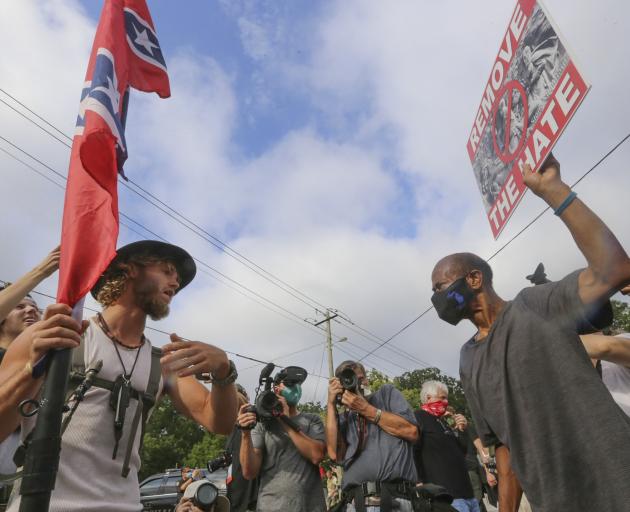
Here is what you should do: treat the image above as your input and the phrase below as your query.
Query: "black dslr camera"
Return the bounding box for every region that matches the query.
[207,451,232,473]
[240,363,307,430]
[336,367,360,404]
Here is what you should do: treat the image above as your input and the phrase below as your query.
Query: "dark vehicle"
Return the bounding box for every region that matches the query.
[140,467,228,512]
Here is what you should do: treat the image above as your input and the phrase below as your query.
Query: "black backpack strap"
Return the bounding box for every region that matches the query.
[65,332,88,402]
[121,345,162,477]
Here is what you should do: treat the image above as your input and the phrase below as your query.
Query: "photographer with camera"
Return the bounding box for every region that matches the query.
[325,360,419,512]
[237,365,327,511]
[175,479,230,512]
[225,384,258,512]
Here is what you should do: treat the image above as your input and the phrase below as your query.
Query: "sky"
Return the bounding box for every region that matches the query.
[1,0,629,403]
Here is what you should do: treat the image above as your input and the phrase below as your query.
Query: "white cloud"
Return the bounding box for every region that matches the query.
[1,0,629,404]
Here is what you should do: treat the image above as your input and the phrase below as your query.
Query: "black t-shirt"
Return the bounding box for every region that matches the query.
[225,430,258,512]
[413,410,473,499]
[463,424,479,471]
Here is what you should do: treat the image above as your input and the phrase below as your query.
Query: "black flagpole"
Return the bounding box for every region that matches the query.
[19,301,83,512]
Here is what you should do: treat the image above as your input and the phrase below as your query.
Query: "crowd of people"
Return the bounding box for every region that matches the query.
[0,153,629,512]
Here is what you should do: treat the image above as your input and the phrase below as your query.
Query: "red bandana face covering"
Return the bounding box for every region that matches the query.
[421,399,448,417]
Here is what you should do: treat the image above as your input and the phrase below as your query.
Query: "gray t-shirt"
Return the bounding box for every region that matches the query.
[251,412,326,512]
[460,270,630,512]
[339,384,418,489]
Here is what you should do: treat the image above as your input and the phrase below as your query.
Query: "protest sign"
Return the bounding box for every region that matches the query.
[467,0,589,238]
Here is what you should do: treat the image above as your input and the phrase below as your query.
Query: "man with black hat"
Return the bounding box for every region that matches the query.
[1,240,238,512]
[237,365,327,512]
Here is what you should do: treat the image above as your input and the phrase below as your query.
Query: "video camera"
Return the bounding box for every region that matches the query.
[240,363,307,430]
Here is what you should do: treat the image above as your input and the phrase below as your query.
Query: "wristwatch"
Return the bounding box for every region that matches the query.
[197,359,238,387]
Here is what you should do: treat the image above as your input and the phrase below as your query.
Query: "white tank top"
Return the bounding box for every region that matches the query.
[601,333,630,417]
[8,317,163,512]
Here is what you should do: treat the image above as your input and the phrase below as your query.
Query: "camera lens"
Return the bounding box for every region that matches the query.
[194,481,218,508]
[339,368,358,391]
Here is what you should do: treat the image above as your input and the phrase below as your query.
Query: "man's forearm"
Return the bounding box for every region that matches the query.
[496,445,522,512]
[208,382,238,434]
[362,405,418,443]
[0,363,42,441]
[546,186,630,299]
[326,403,343,461]
[0,269,46,322]
[239,432,260,480]
[170,378,237,435]
[281,421,325,465]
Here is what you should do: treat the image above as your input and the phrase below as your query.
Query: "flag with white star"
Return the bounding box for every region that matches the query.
[57,0,170,307]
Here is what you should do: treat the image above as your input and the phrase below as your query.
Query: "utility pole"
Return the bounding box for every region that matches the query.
[314,310,346,378]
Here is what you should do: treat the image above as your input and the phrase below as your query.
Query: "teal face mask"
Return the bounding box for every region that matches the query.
[280,384,302,406]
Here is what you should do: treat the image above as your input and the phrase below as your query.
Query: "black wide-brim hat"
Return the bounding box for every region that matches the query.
[91,240,196,299]
[274,366,308,386]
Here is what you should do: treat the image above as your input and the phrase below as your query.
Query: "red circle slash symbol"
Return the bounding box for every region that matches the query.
[492,80,529,164]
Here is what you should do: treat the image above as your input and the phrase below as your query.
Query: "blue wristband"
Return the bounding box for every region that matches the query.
[554,191,577,216]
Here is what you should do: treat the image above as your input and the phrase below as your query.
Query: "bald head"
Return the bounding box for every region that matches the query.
[431,252,493,292]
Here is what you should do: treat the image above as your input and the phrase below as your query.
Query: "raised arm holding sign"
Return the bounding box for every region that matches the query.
[467,0,590,238]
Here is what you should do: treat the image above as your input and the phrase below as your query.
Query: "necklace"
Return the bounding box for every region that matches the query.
[97,313,146,350]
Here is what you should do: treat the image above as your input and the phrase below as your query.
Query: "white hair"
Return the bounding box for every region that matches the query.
[420,380,448,404]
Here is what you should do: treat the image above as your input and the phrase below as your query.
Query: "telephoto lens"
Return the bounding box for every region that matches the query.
[183,480,221,511]
[207,451,233,473]
[338,368,359,392]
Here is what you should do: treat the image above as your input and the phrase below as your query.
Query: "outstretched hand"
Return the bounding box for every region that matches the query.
[161,333,229,378]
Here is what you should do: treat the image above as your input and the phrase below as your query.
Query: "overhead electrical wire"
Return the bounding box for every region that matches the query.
[0,138,403,381]
[0,278,330,380]
[0,88,432,373]
[358,132,630,361]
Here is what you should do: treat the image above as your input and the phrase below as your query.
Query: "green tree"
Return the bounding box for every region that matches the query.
[610,299,630,333]
[140,396,225,480]
[185,433,227,469]
[299,401,325,418]
[365,369,391,391]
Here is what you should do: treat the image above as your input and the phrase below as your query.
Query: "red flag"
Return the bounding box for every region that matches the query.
[57,0,170,306]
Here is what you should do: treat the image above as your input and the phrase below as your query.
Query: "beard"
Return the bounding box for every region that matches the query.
[134,281,171,320]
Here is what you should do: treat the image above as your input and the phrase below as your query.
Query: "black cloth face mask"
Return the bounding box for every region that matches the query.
[431,276,474,325]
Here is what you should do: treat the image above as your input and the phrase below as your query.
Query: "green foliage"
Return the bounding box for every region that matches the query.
[185,433,227,468]
[365,369,391,391]
[610,299,630,334]
[395,367,469,417]
[299,401,325,418]
[139,397,226,480]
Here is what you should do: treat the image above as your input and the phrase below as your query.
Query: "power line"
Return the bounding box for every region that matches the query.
[1,143,400,383]
[0,88,331,314]
[0,277,330,381]
[0,88,422,369]
[0,139,401,381]
[358,132,630,361]
[0,90,440,373]
[0,139,337,342]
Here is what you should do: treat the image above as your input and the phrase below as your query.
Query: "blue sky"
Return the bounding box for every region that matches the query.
[1,0,629,400]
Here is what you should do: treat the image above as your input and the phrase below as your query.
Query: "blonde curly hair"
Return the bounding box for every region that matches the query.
[95,254,166,307]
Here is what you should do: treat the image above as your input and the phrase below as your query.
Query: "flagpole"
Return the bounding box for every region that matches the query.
[19,298,84,512]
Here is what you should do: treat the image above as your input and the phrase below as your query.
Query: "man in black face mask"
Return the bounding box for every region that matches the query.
[430,154,630,512]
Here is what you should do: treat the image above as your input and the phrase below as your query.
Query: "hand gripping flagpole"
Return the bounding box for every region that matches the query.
[19,297,84,512]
